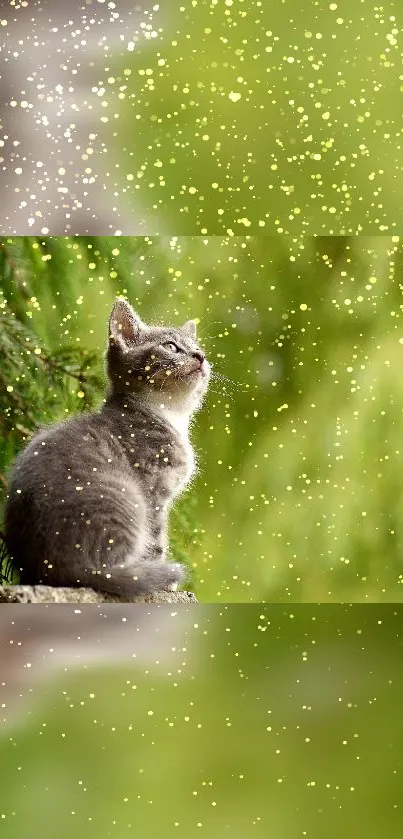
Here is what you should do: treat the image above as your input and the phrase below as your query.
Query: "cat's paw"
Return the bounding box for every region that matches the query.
[164,562,186,592]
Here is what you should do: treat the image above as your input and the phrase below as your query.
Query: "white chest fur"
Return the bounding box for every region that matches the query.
[149,399,196,488]
[164,407,196,483]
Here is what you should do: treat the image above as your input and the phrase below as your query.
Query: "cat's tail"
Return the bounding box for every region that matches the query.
[72,560,188,599]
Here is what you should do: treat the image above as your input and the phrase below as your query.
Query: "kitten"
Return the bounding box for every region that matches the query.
[4,299,210,598]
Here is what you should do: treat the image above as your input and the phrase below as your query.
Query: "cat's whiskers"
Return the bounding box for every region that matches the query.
[146,356,242,402]
[209,367,249,395]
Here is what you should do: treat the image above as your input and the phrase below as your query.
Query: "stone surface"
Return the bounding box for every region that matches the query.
[0,585,198,604]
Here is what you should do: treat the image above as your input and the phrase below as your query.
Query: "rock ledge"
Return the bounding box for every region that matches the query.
[0,585,198,604]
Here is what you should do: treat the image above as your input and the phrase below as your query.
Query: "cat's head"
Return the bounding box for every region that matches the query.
[106,299,210,413]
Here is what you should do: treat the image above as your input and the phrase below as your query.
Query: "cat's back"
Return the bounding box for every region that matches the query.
[8,410,121,493]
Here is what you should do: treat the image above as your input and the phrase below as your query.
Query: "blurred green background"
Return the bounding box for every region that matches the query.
[99,0,403,234]
[1,234,403,601]
[1,605,403,839]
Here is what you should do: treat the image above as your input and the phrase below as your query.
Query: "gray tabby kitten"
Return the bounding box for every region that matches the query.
[4,299,210,597]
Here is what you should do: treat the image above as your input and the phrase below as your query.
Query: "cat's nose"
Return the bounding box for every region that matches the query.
[192,351,205,366]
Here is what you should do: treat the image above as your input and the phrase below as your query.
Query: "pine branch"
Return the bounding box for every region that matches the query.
[0,530,14,585]
[0,291,103,502]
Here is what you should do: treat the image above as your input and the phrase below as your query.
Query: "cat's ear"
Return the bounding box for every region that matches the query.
[182,319,197,339]
[109,299,145,349]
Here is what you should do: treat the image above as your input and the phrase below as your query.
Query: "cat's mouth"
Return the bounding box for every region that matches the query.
[151,360,210,385]
[184,363,209,378]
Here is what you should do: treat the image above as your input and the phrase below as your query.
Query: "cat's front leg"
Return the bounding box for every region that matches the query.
[146,511,168,563]
[146,512,181,591]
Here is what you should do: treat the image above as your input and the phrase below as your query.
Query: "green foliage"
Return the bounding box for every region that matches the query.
[0,291,103,486]
[0,290,102,434]
[0,531,14,584]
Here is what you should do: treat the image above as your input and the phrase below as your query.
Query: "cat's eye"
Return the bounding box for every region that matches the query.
[163,341,181,353]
